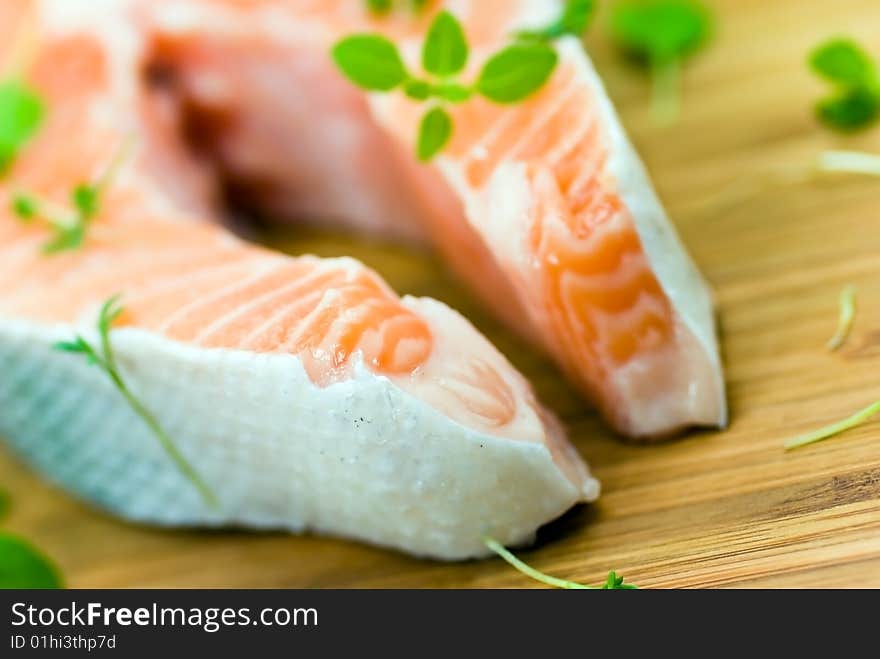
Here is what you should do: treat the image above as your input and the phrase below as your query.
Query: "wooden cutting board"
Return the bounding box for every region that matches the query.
[3,0,880,588]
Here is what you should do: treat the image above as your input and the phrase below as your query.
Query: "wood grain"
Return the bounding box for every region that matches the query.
[3,0,880,588]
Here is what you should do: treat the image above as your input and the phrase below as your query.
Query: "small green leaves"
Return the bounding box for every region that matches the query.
[332,9,562,161]
[612,0,709,61]
[809,39,880,133]
[11,187,90,255]
[610,0,711,123]
[418,107,453,161]
[817,89,880,132]
[54,336,100,365]
[0,80,44,175]
[55,296,218,507]
[0,533,63,589]
[423,11,468,76]
[520,0,597,42]
[11,139,131,255]
[332,35,409,91]
[476,42,559,104]
[602,570,639,589]
[811,39,876,87]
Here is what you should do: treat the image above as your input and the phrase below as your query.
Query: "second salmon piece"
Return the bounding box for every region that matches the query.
[141,0,727,438]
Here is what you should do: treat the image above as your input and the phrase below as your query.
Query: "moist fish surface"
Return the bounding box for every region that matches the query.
[0,0,597,560]
[140,0,727,438]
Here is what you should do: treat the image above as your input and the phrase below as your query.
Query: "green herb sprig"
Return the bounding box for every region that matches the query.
[519,0,597,43]
[483,536,639,589]
[809,38,880,132]
[11,138,132,254]
[0,79,44,175]
[333,10,559,161]
[55,296,218,507]
[609,0,711,124]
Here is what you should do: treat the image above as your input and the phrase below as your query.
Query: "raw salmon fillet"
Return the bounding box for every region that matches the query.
[0,0,598,559]
[139,0,727,438]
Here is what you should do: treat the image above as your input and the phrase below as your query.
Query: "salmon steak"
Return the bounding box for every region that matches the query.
[0,0,722,559]
[139,0,727,437]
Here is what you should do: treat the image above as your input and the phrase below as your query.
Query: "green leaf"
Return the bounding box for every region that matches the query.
[332,35,409,91]
[72,184,99,219]
[417,107,453,161]
[422,10,469,77]
[42,224,86,254]
[54,338,91,354]
[0,80,45,175]
[610,0,710,62]
[817,87,880,132]
[810,39,877,87]
[601,570,638,589]
[54,337,100,365]
[11,194,38,221]
[476,42,559,104]
[0,533,63,589]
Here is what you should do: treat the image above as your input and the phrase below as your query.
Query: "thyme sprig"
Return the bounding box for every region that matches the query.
[11,138,133,254]
[334,10,558,161]
[484,537,639,589]
[55,296,218,507]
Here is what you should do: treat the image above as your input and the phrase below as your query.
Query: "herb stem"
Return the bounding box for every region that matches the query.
[651,57,680,124]
[99,320,217,507]
[816,150,880,177]
[785,400,880,450]
[56,298,218,508]
[95,135,135,193]
[109,367,218,507]
[483,537,595,589]
[827,285,857,351]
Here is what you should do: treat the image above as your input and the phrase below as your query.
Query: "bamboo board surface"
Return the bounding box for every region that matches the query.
[2,0,880,588]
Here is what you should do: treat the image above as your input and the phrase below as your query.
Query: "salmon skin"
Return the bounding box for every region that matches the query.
[0,0,598,560]
[140,0,727,438]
